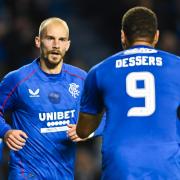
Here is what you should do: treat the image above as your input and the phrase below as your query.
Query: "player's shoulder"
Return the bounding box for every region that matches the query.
[93,47,180,71]
[62,63,87,80]
[2,59,37,82]
[157,49,180,60]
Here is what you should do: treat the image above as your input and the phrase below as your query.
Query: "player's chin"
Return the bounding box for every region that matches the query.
[48,56,62,65]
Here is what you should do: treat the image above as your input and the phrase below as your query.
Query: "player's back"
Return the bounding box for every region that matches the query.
[95,45,180,179]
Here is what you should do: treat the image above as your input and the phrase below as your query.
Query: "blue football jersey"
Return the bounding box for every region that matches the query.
[0,58,103,180]
[80,45,180,179]
[0,139,3,163]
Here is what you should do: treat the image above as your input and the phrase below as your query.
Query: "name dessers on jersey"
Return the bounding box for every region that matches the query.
[116,47,163,68]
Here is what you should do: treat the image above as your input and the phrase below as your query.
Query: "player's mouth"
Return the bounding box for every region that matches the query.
[49,51,62,59]
[50,51,61,55]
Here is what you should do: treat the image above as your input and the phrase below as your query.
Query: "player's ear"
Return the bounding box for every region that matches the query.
[35,36,40,48]
[153,30,159,47]
[65,40,71,51]
[121,30,126,45]
[121,30,128,49]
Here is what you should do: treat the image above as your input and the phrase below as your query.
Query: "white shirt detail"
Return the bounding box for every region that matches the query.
[28,89,40,97]
[68,83,80,98]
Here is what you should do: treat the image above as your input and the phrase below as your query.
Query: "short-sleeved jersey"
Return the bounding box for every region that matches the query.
[80,45,180,179]
[0,58,104,180]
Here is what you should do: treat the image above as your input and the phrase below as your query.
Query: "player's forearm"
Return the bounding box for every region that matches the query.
[76,112,101,139]
[67,124,95,142]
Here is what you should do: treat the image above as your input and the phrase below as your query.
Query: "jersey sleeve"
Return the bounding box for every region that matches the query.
[80,66,104,115]
[0,72,17,137]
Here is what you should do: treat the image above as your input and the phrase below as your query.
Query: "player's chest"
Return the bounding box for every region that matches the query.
[15,79,82,111]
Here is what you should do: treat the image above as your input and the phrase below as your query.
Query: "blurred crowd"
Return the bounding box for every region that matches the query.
[0,0,180,179]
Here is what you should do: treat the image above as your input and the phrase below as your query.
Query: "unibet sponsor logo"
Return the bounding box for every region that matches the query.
[39,110,75,121]
[39,110,76,133]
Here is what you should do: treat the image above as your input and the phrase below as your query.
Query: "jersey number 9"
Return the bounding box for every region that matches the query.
[126,72,155,117]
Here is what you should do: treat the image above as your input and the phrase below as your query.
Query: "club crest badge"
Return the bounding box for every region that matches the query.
[69,83,80,98]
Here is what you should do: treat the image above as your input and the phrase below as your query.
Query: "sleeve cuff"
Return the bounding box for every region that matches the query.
[0,125,11,138]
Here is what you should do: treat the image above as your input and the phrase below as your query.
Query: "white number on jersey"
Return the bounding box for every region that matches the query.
[126,72,155,117]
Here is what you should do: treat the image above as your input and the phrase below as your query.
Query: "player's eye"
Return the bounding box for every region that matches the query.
[59,38,68,42]
[47,36,54,40]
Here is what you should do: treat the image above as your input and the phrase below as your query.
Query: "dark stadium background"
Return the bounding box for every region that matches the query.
[0,0,180,179]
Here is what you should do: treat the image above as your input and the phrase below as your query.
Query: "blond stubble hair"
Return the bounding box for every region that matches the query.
[38,17,69,38]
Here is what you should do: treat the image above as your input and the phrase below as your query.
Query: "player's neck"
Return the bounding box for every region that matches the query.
[131,40,154,48]
[39,59,63,74]
[131,41,154,47]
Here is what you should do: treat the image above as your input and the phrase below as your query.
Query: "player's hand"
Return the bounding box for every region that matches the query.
[67,124,86,142]
[4,130,28,151]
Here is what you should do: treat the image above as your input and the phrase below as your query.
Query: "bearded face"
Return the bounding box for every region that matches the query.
[36,21,70,68]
